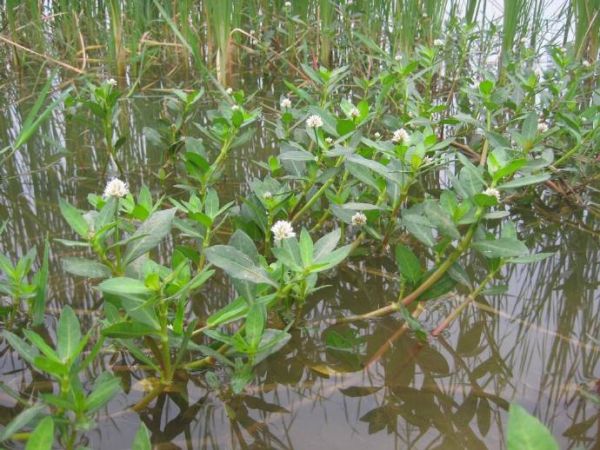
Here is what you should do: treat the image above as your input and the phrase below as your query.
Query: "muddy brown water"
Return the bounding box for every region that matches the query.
[0,86,599,450]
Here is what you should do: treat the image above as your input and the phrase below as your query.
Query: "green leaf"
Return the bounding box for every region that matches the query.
[402,214,435,247]
[98,278,159,329]
[521,112,539,141]
[102,322,160,338]
[131,423,152,450]
[62,257,112,279]
[205,245,278,287]
[3,331,38,364]
[99,277,152,297]
[59,199,89,239]
[507,253,553,264]
[25,416,54,450]
[0,404,45,441]
[33,356,67,377]
[418,272,456,301]
[124,209,176,265]
[23,330,59,362]
[245,303,265,351]
[95,197,118,230]
[57,306,81,362]
[473,238,528,258]
[299,229,314,267]
[85,373,121,413]
[497,173,550,189]
[310,244,352,272]
[395,244,422,284]
[492,158,526,183]
[311,229,339,263]
[507,404,559,450]
[423,201,460,240]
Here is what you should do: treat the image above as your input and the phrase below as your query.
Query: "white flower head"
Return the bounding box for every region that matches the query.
[271,220,295,243]
[349,107,360,118]
[263,191,273,200]
[284,1,291,7]
[520,37,528,44]
[483,187,500,201]
[226,87,233,94]
[280,97,292,109]
[582,60,591,67]
[433,39,444,46]
[107,78,117,86]
[537,121,548,133]
[232,104,240,111]
[103,178,129,198]
[423,156,433,165]
[374,132,381,139]
[306,114,323,128]
[394,54,403,61]
[325,137,333,144]
[392,128,409,143]
[351,212,367,227]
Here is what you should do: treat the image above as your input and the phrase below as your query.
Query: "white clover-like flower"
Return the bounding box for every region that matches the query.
[483,187,501,201]
[107,78,117,86]
[433,39,444,46]
[349,107,360,118]
[374,132,381,139]
[325,137,333,144]
[271,220,295,243]
[306,114,323,128]
[537,121,548,133]
[263,191,273,200]
[394,54,402,61]
[284,1,291,7]
[351,212,367,227]
[226,87,233,94]
[103,178,129,198]
[582,60,591,67]
[232,104,240,111]
[280,98,292,109]
[392,128,409,143]
[520,37,528,44]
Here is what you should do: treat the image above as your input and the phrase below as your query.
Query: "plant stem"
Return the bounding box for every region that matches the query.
[291,156,344,224]
[338,207,483,324]
[431,262,503,336]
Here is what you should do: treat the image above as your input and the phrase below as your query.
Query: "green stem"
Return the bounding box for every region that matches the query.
[338,207,484,323]
[431,262,503,336]
[291,157,344,224]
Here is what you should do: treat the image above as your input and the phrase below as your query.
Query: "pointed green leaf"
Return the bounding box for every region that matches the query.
[507,404,559,450]
[205,245,278,287]
[57,306,81,362]
[25,416,54,450]
[124,209,176,265]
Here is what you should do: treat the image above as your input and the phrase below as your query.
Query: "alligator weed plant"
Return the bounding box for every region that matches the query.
[0,16,598,449]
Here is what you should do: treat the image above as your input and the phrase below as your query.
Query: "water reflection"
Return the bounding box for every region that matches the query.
[0,88,599,449]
